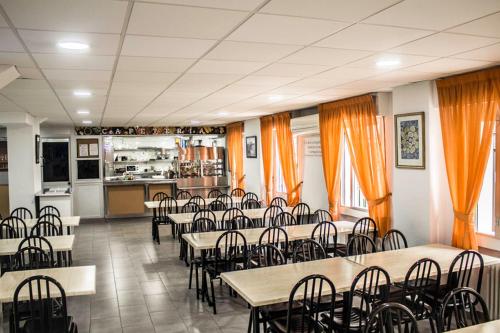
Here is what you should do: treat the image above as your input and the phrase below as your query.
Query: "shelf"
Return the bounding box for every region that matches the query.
[113,160,176,163]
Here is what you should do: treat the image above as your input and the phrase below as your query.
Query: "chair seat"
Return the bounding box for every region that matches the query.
[268,314,324,333]
[321,307,368,332]
[334,244,347,257]
[22,316,77,333]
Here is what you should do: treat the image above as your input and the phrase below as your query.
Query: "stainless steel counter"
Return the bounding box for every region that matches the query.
[104,178,177,186]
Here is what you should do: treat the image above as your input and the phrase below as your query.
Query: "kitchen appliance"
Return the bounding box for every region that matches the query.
[126,165,138,172]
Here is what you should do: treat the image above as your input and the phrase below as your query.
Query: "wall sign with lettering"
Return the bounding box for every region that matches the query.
[75,126,226,136]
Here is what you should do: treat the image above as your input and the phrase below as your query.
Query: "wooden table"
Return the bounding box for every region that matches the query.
[447,320,500,332]
[0,235,75,256]
[144,196,244,209]
[24,216,80,229]
[169,207,293,225]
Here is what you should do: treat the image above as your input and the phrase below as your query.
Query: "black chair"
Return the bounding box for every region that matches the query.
[439,287,490,332]
[259,226,289,259]
[353,217,378,243]
[11,207,33,220]
[189,195,206,208]
[39,205,60,217]
[292,202,310,224]
[208,189,223,198]
[247,244,286,269]
[151,192,169,241]
[365,302,419,333]
[181,202,200,213]
[312,221,338,257]
[230,215,255,230]
[346,234,377,256]
[292,239,326,263]
[445,250,484,294]
[193,209,217,227]
[241,192,258,204]
[208,200,227,211]
[36,214,63,235]
[1,216,28,238]
[312,209,333,223]
[220,208,244,230]
[18,236,56,267]
[0,223,17,239]
[322,266,391,333]
[382,229,408,251]
[203,230,248,314]
[31,220,61,237]
[154,197,178,244]
[176,190,191,200]
[12,275,78,333]
[241,198,261,210]
[263,206,284,227]
[230,188,245,197]
[273,212,298,227]
[14,246,54,270]
[270,197,287,208]
[217,194,233,208]
[267,274,336,333]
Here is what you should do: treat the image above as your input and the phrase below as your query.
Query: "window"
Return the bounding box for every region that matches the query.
[476,130,495,235]
[340,134,368,210]
[273,130,287,194]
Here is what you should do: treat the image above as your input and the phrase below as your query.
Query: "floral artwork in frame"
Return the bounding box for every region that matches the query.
[395,112,425,169]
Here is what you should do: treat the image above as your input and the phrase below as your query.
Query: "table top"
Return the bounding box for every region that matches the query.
[221,257,366,307]
[144,196,244,209]
[447,320,500,332]
[0,265,96,303]
[0,235,75,256]
[169,207,293,225]
[183,221,356,250]
[346,243,500,283]
[24,216,80,228]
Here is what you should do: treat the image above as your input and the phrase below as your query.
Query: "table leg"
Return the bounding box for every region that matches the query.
[252,306,260,333]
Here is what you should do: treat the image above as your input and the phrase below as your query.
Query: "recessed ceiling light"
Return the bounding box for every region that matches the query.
[217,112,229,116]
[191,120,201,125]
[376,59,401,68]
[73,90,92,97]
[268,95,284,102]
[57,41,89,50]
[82,120,92,125]
[77,109,90,115]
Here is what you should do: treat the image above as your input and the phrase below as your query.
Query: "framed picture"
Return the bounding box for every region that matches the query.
[246,136,257,158]
[395,112,425,169]
[35,134,40,164]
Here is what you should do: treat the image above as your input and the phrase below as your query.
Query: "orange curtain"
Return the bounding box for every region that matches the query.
[274,112,302,206]
[226,122,245,190]
[437,67,500,250]
[318,104,343,219]
[260,116,274,205]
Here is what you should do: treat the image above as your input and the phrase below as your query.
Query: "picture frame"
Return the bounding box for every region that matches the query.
[395,112,425,169]
[35,134,40,164]
[246,136,257,158]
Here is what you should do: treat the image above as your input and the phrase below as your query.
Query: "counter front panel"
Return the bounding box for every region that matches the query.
[106,184,145,217]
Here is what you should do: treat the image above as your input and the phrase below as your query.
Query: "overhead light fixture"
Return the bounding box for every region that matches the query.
[217,112,229,116]
[73,90,92,97]
[268,95,283,102]
[191,120,201,125]
[82,120,92,125]
[57,41,89,50]
[77,109,90,115]
[376,59,401,68]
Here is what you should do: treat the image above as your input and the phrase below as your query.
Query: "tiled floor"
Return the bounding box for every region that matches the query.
[2,218,250,333]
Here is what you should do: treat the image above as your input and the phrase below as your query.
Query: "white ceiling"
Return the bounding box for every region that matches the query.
[0,0,499,126]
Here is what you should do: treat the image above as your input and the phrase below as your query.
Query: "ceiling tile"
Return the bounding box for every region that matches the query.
[167,73,241,94]
[206,41,301,61]
[316,24,433,51]
[188,59,266,75]
[16,67,44,79]
[236,75,300,88]
[448,12,500,38]
[368,70,440,83]
[33,54,115,70]
[0,52,34,67]
[0,95,26,113]
[452,42,500,61]
[43,69,111,82]
[406,58,494,74]
[364,0,500,31]
[136,0,264,11]
[0,14,7,28]
[0,28,24,52]
[227,14,348,45]
[121,35,216,58]
[128,3,247,39]
[117,56,194,72]
[279,47,372,66]
[312,66,387,85]
[19,30,120,56]
[336,79,399,91]
[391,32,498,57]
[113,71,179,84]
[261,0,399,22]
[50,79,109,94]
[346,53,437,69]
[255,63,329,77]
[1,0,128,33]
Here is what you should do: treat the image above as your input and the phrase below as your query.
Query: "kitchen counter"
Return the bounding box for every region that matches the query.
[104,178,177,186]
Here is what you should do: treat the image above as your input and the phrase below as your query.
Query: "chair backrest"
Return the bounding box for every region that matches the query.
[221,207,244,224]
[214,230,248,275]
[11,207,33,220]
[37,214,63,235]
[241,192,258,204]
[14,246,53,270]
[292,239,326,263]
[208,200,227,212]
[345,266,391,331]
[1,216,27,238]
[230,187,245,197]
[181,202,200,213]
[292,202,310,224]
[13,275,70,333]
[241,198,261,210]
[152,191,168,202]
[447,250,484,293]
[39,205,60,217]
[273,212,297,227]
[402,258,441,320]
[30,221,61,237]
[439,287,490,332]
[347,234,377,256]
[286,274,336,333]
[353,217,378,242]
[382,229,408,251]
[18,236,55,265]
[217,194,233,208]
[312,209,333,223]
[208,189,223,198]
[193,209,216,224]
[270,197,287,208]
[247,244,286,269]
[263,205,283,227]
[311,221,338,257]
[0,223,18,239]
[365,303,419,333]
[191,217,217,233]
[176,190,191,200]
[259,226,289,257]
[159,197,178,220]
[189,195,205,207]
[230,215,255,230]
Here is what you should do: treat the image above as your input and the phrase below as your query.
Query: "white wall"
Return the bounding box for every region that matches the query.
[300,135,329,211]
[243,118,264,198]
